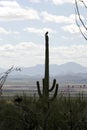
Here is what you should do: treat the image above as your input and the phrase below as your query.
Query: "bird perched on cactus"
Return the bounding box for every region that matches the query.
[36,32,58,102]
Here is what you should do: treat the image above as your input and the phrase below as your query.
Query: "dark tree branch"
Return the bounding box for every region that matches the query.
[75,9,87,40]
[80,0,87,8]
[75,0,87,40]
[75,0,87,30]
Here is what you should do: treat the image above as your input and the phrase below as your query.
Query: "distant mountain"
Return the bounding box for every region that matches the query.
[7,62,87,77]
[2,62,87,86]
[56,62,87,75]
[21,62,87,76]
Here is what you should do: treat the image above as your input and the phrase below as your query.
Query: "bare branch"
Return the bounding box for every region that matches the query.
[79,0,87,8]
[0,66,21,94]
[75,8,87,40]
[75,0,87,40]
[75,0,87,30]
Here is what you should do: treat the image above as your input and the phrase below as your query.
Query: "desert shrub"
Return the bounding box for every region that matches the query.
[0,95,87,130]
[0,97,39,130]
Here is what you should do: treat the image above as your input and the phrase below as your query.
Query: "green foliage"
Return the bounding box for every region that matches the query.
[36,97,87,130]
[0,97,39,130]
[0,95,87,130]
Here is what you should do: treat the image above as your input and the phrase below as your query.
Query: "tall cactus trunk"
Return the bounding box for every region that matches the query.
[44,32,49,99]
[36,32,58,102]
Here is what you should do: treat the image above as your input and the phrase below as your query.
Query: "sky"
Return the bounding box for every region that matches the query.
[0,0,87,68]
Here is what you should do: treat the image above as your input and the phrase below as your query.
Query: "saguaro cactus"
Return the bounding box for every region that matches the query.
[36,32,58,101]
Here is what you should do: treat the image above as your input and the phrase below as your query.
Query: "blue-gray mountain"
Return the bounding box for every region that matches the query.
[0,62,87,77]
[2,62,87,85]
[14,62,87,76]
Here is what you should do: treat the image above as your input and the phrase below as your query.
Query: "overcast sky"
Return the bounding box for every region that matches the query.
[0,0,87,68]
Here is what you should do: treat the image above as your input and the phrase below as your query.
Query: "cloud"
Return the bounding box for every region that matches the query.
[0,38,3,41]
[52,0,74,5]
[41,12,76,24]
[29,0,41,3]
[0,27,19,35]
[0,1,40,21]
[50,44,87,66]
[0,42,44,68]
[62,24,79,34]
[62,24,87,34]
[24,27,55,35]
[0,42,87,68]
[61,36,74,40]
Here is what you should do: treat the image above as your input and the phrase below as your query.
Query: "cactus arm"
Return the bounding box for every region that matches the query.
[36,81,42,98]
[50,84,59,101]
[43,78,45,95]
[43,78,45,88]
[49,79,56,92]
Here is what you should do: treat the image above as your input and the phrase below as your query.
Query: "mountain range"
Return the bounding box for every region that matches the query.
[12,62,87,76]
[1,62,87,86]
